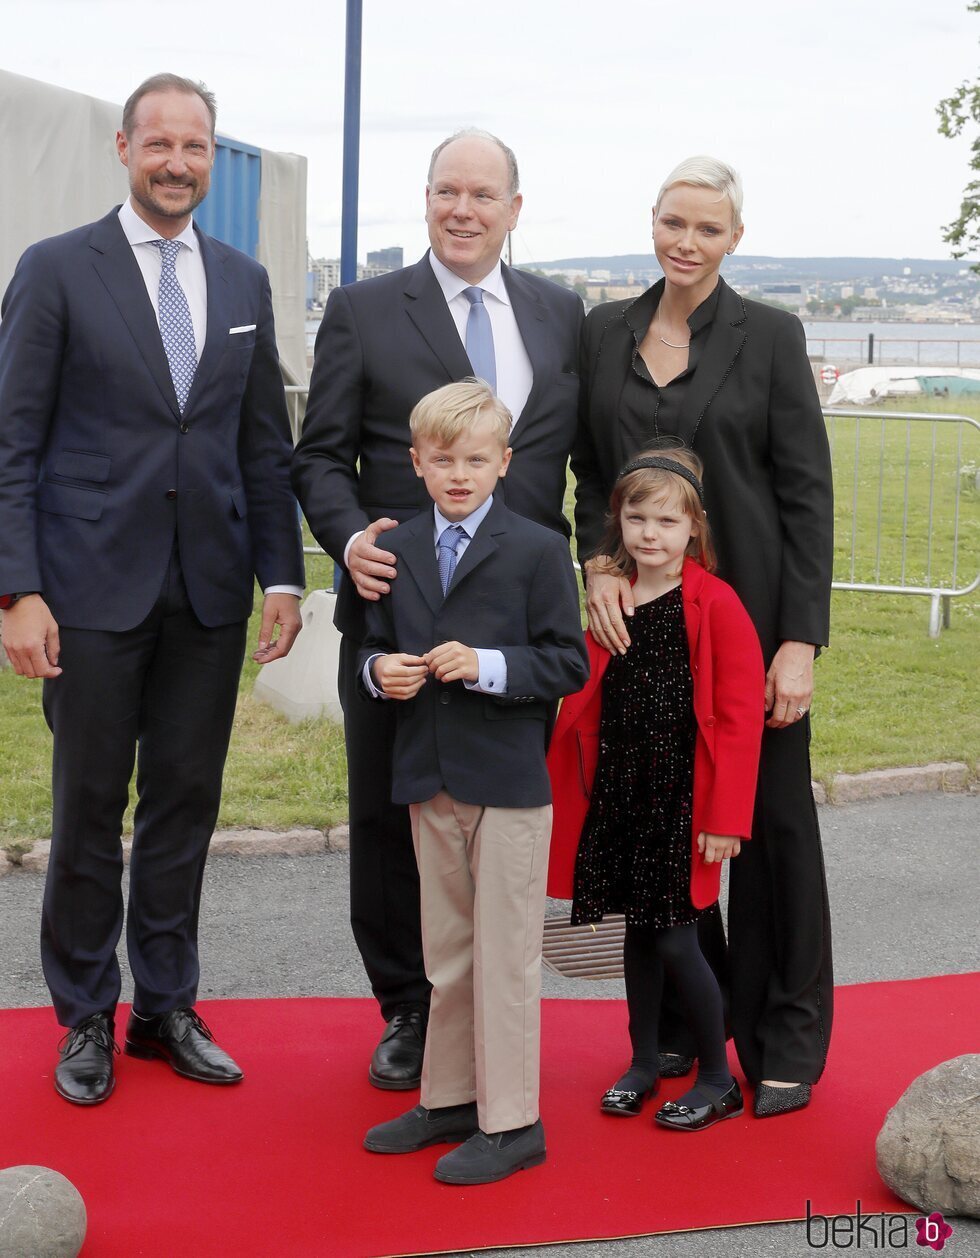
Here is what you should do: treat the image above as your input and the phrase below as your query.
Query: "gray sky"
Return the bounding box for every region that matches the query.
[3,0,978,265]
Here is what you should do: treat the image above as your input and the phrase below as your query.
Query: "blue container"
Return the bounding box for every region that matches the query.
[194,135,262,258]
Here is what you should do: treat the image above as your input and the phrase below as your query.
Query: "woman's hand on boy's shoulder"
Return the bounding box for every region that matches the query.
[698,832,742,864]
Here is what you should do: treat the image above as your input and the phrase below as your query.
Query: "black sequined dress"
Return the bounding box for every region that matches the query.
[570,585,698,929]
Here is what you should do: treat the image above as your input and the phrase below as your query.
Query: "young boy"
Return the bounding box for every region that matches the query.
[359,379,588,1185]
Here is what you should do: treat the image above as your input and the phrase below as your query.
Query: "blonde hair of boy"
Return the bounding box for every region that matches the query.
[409,378,512,450]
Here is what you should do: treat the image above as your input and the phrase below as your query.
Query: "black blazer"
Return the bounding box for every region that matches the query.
[0,210,304,630]
[572,277,833,660]
[359,497,589,809]
[292,251,583,639]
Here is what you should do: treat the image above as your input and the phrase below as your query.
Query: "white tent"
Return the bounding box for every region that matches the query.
[0,68,308,384]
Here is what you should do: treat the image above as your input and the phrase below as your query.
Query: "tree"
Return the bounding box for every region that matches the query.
[938,1,980,270]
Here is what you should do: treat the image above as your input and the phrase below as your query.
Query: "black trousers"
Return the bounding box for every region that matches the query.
[40,550,246,1027]
[728,718,834,1084]
[337,635,430,1021]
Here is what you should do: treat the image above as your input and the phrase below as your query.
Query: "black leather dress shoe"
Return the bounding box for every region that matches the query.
[658,1052,695,1078]
[124,1007,243,1083]
[368,1008,427,1090]
[434,1119,546,1184]
[654,1080,744,1132]
[54,1012,118,1105]
[600,1079,659,1117]
[364,1102,478,1153]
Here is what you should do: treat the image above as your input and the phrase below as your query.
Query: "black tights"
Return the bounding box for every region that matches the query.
[617,921,732,1104]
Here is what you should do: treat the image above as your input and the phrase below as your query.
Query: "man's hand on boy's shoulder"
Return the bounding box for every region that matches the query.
[425,641,479,684]
[348,518,400,601]
[373,652,428,699]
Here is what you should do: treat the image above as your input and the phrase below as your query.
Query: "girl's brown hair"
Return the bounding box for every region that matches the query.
[592,446,716,578]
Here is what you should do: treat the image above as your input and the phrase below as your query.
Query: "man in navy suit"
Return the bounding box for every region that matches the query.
[0,74,305,1104]
[292,130,583,1089]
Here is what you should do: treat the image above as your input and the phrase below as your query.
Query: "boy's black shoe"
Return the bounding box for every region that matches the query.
[364,1102,478,1153]
[433,1119,546,1184]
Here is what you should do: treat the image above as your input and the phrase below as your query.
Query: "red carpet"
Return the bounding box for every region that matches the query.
[1,974,976,1257]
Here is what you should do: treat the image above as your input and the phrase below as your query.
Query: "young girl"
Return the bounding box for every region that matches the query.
[547,448,764,1131]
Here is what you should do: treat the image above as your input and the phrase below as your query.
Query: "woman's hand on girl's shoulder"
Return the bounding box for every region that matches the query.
[698,833,742,864]
[584,561,634,655]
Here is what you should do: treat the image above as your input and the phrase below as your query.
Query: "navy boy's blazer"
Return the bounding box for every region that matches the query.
[359,496,589,809]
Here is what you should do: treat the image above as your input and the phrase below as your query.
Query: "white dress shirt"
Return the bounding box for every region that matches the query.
[117,199,301,601]
[427,251,533,427]
[344,250,534,569]
[364,495,508,699]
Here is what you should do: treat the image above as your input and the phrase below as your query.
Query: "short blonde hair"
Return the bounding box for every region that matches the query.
[409,378,512,450]
[595,445,717,577]
[655,155,743,230]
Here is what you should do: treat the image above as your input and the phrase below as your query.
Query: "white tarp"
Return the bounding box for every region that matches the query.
[0,68,308,384]
[829,366,980,406]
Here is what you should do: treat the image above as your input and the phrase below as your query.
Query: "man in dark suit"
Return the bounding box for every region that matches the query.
[292,129,582,1088]
[0,74,305,1105]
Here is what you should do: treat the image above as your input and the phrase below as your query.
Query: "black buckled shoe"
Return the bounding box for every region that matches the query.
[54,1012,118,1105]
[600,1079,659,1117]
[654,1080,744,1132]
[434,1119,546,1185]
[364,1102,479,1153]
[368,1008,427,1090]
[124,1007,243,1084]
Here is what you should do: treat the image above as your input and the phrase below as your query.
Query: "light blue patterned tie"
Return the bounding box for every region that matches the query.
[438,524,466,596]
[462,287,496,390]
[152,238,198,412]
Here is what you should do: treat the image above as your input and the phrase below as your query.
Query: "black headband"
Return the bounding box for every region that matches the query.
[617,456,705,504]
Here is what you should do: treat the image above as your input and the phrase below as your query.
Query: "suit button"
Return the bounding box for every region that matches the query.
[439,692,450,705]
[165,489,177,500]
[179,422,189,434]
[706,716,716,727]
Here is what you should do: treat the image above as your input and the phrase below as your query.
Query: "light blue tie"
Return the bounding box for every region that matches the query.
[152,238,198,412]
[438,524,466,596]
[462,287,496,391]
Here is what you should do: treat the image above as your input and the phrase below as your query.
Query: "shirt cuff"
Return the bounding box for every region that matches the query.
[464,649,508,695]
[263,586,304,598]
[362,654,391,700]
[343,531,364,568]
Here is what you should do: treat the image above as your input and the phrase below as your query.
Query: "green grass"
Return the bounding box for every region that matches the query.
[1,410,977,850]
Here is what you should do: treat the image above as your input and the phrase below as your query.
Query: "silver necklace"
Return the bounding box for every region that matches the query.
[656,315,690,349]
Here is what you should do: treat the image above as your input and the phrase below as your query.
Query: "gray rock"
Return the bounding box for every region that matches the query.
[0,1165,86,1257]
[876,1055,980,1217]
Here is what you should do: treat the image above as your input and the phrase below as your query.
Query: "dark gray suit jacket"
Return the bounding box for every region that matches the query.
[292,251,583,639]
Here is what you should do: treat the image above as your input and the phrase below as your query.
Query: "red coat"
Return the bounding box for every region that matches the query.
[546,559,765,910]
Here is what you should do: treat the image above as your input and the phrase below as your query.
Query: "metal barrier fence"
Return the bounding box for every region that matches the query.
[806,336,980,368]
[825,409,979,636]
[286,385,980,638]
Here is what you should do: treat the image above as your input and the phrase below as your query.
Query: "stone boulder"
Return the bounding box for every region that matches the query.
[0,1165,86,1256]
[876,1055,980,1217]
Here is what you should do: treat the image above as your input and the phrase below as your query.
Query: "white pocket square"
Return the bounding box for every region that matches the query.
[229,324,256,335]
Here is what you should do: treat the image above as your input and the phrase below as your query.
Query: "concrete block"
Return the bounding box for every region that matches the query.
[20,840,51,874]
[831,762,969,803]
[209,828,327,857]
[0,1165,86,1257]
[252,589,344,723]
[327,824,350,853]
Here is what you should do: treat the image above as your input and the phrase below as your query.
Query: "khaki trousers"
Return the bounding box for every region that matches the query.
[409,791,552,1134]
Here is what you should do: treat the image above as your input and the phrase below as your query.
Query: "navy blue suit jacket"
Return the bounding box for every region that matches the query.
[359,497,589,809]
[0,209,304,630]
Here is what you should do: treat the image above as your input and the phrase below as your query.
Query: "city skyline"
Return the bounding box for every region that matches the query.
[2,0,978,266]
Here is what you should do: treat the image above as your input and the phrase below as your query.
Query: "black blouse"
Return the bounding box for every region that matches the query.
[619,279,722,451]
